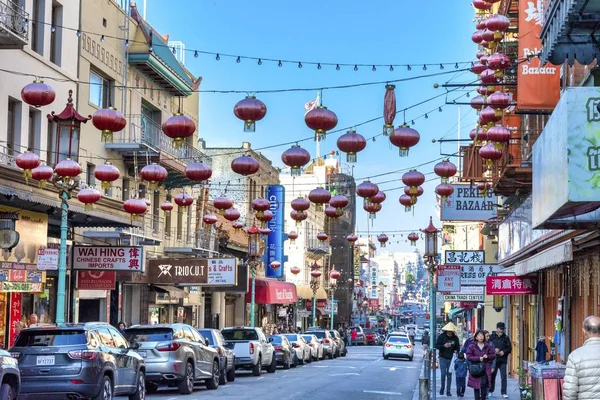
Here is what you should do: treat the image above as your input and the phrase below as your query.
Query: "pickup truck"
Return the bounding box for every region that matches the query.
[221,327,276,376]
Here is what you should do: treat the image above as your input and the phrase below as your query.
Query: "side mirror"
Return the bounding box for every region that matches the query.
[268,337,274,343]
[204,337,211,344]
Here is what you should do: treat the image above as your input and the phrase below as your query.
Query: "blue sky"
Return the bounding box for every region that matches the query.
[145,0,477,251]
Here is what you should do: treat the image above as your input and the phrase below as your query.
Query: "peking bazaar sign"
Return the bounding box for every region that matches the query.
[73,246,144,271]
[516,0,560,111]
[486,275,539,296]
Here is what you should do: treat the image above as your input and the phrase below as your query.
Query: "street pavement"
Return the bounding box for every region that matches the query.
[137,344,422,400]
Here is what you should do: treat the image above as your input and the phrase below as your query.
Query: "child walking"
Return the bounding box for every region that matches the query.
[454,352,468,397]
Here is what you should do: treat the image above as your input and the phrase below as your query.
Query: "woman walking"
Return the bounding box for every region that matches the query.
[466,329,496,400]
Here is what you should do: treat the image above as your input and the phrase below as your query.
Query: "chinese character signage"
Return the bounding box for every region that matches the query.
[445,250,485,264]
[207,258,237,286]
[368,299,379,308]
[72,246,144,271]
[77,271,116,290]
[437,265,462,293]
[264,185,285,279]
[8,293,21,348]
[486,275,539,295]
[459,264,503,286]
[440,184,497,222]
[147,259,208,285]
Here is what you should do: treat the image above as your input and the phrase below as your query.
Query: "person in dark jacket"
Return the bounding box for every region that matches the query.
[454,352,468,397]
[436,322,461,396]
[466,330,496,400]
[422,329,431,351]
[489,322,512,398]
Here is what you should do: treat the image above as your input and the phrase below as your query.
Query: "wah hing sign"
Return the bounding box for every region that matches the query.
[486,275,539,296]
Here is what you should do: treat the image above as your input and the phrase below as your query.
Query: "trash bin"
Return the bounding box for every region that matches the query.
[530,363,566,400]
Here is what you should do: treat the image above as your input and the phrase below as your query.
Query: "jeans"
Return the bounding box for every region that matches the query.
[439,356,453,392]
[474,374,488,400]
[456,376,466,396]
[490,361,508,394]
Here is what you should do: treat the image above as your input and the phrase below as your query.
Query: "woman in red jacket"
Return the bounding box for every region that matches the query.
[466,329,496,400]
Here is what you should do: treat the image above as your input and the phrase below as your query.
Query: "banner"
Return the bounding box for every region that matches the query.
[486,275,539,295]
[8,293,21,348]
[517,0,560,111]
[265,185,285,279]
[73,246,144,271]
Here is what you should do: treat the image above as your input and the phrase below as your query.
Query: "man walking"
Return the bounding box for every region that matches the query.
[563,316,600,400]
[489,322,512,399]
[436,322,460,396]
[422,329,430,352]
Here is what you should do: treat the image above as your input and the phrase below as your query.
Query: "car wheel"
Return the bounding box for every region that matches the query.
[307,353,313,363]
[267,353,277,373]
[409,356,413,362]
[298,354,304,365]
[0,383,14,400]
[328,350,334,360]
[384,355,389,360]
[226,364,236,382]
[178,361,194,394]
[342,348,347,356]
[252,356,262,376]
[219,363,227,385]
[283,353,291,370]
[128,371,146,400]
[205,360,220,390]
[146,383,159,394]
[292,354,298,368]
[93,375,113,400]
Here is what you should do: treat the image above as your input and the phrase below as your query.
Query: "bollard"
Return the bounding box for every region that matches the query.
[423,349,431,381]
[419,377,430,400]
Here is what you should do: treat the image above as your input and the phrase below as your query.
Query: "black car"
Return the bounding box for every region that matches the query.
[0,348,20,399]
[197,328,235,384]
[268,335,293,369]
[11,322,145,400]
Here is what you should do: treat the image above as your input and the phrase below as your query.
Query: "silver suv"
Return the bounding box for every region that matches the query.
[124,324,220,395]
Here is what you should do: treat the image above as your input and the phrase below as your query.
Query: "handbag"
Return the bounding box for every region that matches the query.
[469,362,486,377]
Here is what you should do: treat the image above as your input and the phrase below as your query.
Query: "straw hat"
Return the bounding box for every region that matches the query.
[441,322,458,332]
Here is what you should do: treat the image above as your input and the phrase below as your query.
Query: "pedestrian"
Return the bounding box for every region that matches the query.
[563,315,600,399]
[351,328,357,346]
[454,352,468,397]
[422,329,430,352]
[118,321,127,334]
[28,313,39,327]
[408,327,416,344]
[466,329,496,400]
[436,322,461,396]
[489,322,512,399]
[461,332,474,354]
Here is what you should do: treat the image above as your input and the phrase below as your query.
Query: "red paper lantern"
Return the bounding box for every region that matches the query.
[21,79,55,107]
[269,261,281,269]
[470,127,488,142]
[94,162,120,192]
[54,159,81,178]
[308,187,331,211]
[185,162,212,182]
[160,201,174,215]
[346,234,358,243]
[140,163,168,190]
[377,234,389,247]
[363,202,382,219]
[390,125,420,157]
[471,62,487,75]
[124,198,147,220]
[224,208,241,222]
[481,28,495,43]
[402,170,425,196]
[486,14,510,33]
[290,209,308,225]
[251,198,270,218]
[305,106,338,140]
[481,68,503,84]
[15,151,40,182]
[476,19,487,30]
[329,195,349,209]
[488,53,511,71]
[470,95,486,111]
[480,54,489,66]
[435,183,454,201]
[162,113,196,148]
[291,197,310,212]
[399,194,415,212]
[337,129,367,163]
[234,96,267,132]
[92,107,126,142]
[174,193,194,208]
[356,181,379,201]
[231,155,260,176]
[476,50,488,59]
[232,221,244,231]
[477,181,492,196]
[434,159,458,183]
[213,197,233,214]
[473,0,492,10]
[31,164,54,186]
[203,214,218,225]
[259,227,271,236]
[311,269,322,279]
[408,232,419,246]
[290,266,301,275]
[479,143,503,168]
[477,85,496,96]
[325,205,342,218]
[488,91,511,110]
[479,106,503,126]
[330,269,341,280]
[77,188,101,211]
[370,191,386,204]
[487,125,511,149]
[472,30,483,44]
[256,210,273,225]
[317,232,328,242]
[288,231,298,244]
[404,185,424,198]
[281,144,311,176]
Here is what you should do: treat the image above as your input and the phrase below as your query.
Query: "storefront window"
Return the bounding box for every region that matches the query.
[21,277,56,325]
[149,306,168,324]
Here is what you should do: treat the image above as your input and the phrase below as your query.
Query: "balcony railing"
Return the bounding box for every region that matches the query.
[0,0,29,45]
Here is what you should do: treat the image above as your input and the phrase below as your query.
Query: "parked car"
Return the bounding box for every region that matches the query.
[124,323,220,394]
[328,330,347,356]
[268,335,294,369]
[363,328,377,346]
[301,334,323,361]
[350,326,367,346]
[11,322,145,400]
[383,335,414,361]
[0,349,19,399]
[197,328,235,384]
[282,334,310,365]
[221,327,275,376]
[386,331,410,342]
[305,329,336,359]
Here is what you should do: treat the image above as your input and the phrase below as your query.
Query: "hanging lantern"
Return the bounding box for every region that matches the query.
[488,91,511,111]
[363,202,382,219]
[305,105,338,140]
[224,208,241,222]
[329,194,349,209]
[54,158,82,178]
[434,159,458,183]
[231,155,260,176]
[477,181,492,197]
[21,79,56,107]
[435,183,454,201]
[346,234,358,243]
[251,198,270,218]
[143,199,151,215]
[140,163,168,190]
[377,234,389,248]
[290,266,301,275]
[317,232,328,242]
[487,125,511,149]
[256,209,273,227]
[330,269,341,280]
[94,162,120,192]
[185,162,212,182]
[213,197,233,215]
[290,209,307,225]
[281,144,311,176]
[486,14,510,34]
[356,181,379,201]
[259,227,271,236]
[162,113,196,148]
[408,232,419,246]
[477,85,496,96]
[370,191,386,204]
[488,53,511,71]
[481,68,504,84]
[308,187,331,212]
[402,170,425,197]
[476,19,487,30]
[480,28,495,43]
[471,30,483,44]
[479,106,503,126]
[160,201,174,216]
[291,198,310,213]
[390,125,420,157]
[234,96,267,132]
[203,214,218,225]
[471,62,487,75]
[479,142,503,168]
[399,194,414,212]
[325,205,342,218]
[92,107,127,142]
[476,50,488,59]
[288,231,298,244]
[232,221,244,231]
[337,129,367,163]
[480,54,490,66]
[77,188,101,212]
[382,84,397,136]
[15,151,41,183]
[311,269,322,279]
[31,164,54,187]
[174,193,194,209]
[470,126,489,142]
[473,0,492,11]
[269,260,281,270]
[123,198,147,221]
[470,95,486,111]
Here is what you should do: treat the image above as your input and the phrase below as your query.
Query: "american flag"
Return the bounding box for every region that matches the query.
[304,91,321,114]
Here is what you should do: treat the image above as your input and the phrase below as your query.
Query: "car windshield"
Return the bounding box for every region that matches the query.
[197,330,214,345]
[14,330,88,346]
[222,329,259,341]
[124,328,173,342]
[302,335,314,342]
[269,336,283,344]
[363,329,372,334]
[388,336,411,344]
[311,331,326,339]
[284,334,298,341]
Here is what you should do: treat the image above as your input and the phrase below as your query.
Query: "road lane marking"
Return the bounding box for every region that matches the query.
[363,390,403,395]
[329,373,360,376]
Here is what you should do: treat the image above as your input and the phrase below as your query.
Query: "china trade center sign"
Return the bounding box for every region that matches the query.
[265,185,285,279]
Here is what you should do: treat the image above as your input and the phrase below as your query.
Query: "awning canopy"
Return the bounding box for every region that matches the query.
[449,307,465,319]
[296,285,328,300]
[153,285,186,299]
[245,278,297,305]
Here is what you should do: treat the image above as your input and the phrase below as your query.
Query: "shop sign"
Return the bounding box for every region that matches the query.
[443,294,484,302]
[1,282,42,292]
[305,299,327,309]
[440,184,497,222]
[325,299,338,315]
[73,246,144,271]
[264,185,285,279]
[445,250,485,264]
[8,293,21,348]
[0,207,48,265]
[449,286,484,295]
[0,270,45,283]
[368,299,379,308]
[207,258,237,286]
[459,264,503,286]
[37,248,59,270]
[77,271,116,290]
[437,265,461,293]
[486,275,539,295]
[147,259,208,285]
[275,287,295,302]
[297,310,311,318]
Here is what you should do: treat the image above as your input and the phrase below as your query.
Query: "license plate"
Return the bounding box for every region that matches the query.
[396,346,403,349]
[138,351,147,358]
[36,355,55,366]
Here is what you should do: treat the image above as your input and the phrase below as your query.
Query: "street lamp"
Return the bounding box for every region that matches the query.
[47,90,90,324]
[329,268,340,330]
[247,224,263,327]
[310,263,322,327]
[421,216,439,400]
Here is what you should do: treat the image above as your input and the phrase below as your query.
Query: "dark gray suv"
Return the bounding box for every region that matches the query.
[10,322,145,400]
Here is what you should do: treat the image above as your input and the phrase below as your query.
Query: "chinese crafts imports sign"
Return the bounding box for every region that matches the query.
[441,184,497,222]
[486,275,539,295]
[73,246,144,271]
[437,265,462,293]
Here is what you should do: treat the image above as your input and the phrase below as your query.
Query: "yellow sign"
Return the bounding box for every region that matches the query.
[0,207,48,265]
[1,281,43,293]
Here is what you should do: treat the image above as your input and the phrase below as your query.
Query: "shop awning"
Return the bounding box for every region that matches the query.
[449,308,465,319]
[245,278,297,305]
[153,285,186,299]
[296,285,328,300]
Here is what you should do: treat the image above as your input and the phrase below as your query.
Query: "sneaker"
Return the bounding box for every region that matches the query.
[502,395,508,399]
[488,393,494,398]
